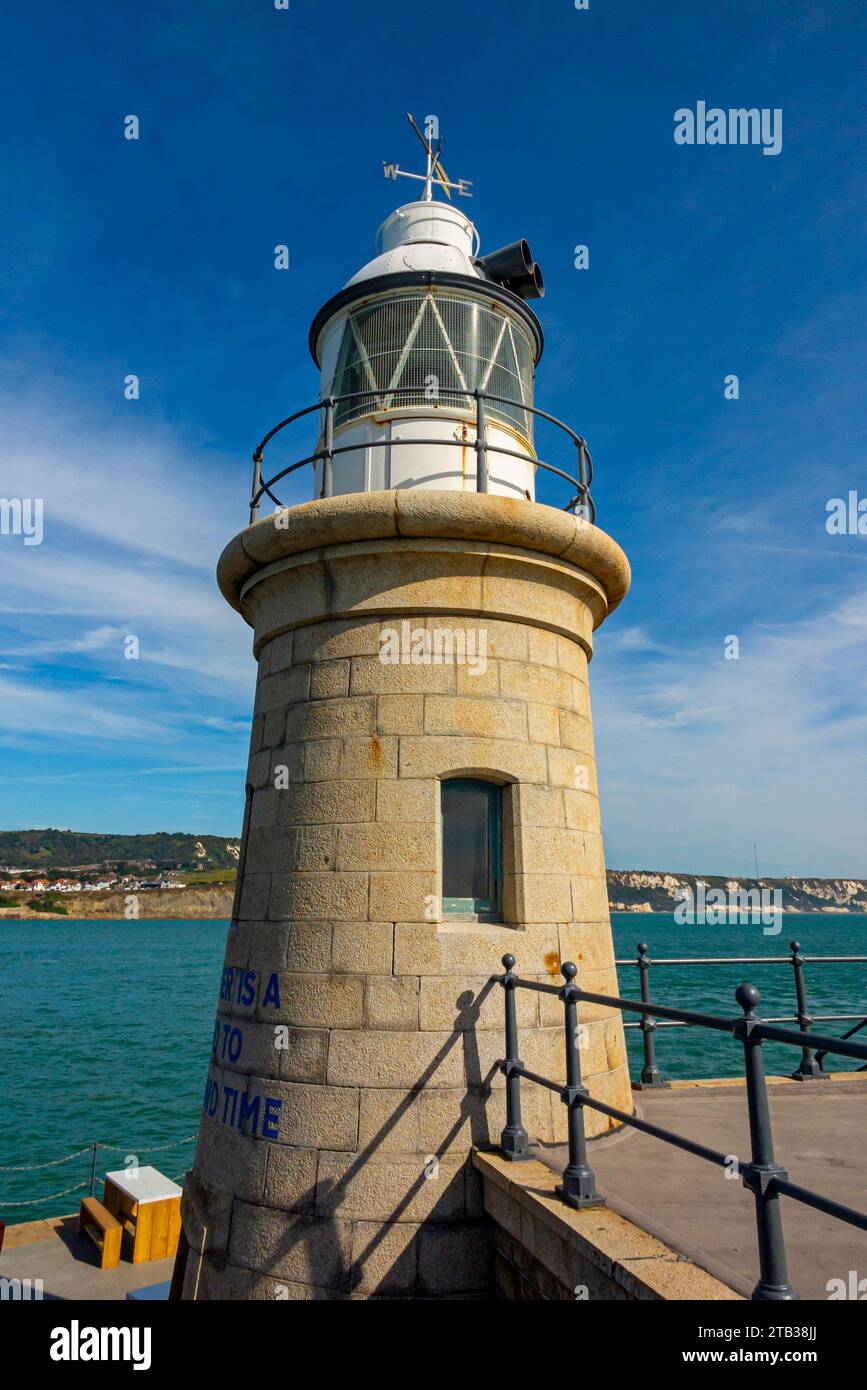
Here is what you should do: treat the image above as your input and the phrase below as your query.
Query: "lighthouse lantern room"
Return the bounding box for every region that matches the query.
[251,116,593,522]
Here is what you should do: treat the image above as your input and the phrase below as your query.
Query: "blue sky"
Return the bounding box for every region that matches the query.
[1,0,865,876]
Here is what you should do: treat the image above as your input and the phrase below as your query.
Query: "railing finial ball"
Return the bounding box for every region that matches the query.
[561,961,578,982]
[502,953,516,971]
[736,982,761,1014]
[790,940,801,954]
[637,942,648,955]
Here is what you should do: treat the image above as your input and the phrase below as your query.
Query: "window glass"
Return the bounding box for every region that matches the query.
[441,779,502,917]
[330,292,534,440]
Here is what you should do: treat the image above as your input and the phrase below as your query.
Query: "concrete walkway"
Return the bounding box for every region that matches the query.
[536,1075,867,1299]
[0,1216,175,1300]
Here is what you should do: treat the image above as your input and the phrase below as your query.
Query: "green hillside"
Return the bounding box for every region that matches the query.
[0,829,240,872]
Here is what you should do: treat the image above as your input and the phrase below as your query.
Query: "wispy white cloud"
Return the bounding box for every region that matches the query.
[0,673,158,742]
[594,585,867,878]
[2,625,123,658]
[0,389,254,779]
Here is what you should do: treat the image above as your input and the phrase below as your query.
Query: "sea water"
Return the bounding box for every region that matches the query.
[1,913,865,1221]
[611,912,867,1085]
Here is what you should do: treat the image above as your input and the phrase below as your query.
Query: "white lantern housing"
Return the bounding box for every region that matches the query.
[308,200,544,501]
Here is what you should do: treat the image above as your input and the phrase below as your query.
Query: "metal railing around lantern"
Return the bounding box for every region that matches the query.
[495,953,867,1301]
[247,387,594,525]
[615,940,867,1088]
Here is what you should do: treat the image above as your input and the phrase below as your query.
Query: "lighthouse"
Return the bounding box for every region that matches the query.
[179,119,633,1300]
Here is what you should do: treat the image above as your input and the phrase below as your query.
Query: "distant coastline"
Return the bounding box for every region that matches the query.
[1,871,866,921]
[2,832,864,919]
[0,885,235,920]
[607,870,867,916]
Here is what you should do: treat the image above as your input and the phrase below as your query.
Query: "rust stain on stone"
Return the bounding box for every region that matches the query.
[370,735,382,764]
[543,951,561,978]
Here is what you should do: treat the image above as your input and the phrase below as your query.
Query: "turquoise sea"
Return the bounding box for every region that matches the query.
[610,912,867,1087]
[2,913,865,1222]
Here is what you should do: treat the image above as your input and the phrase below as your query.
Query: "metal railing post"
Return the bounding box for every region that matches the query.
[321,398,335,500]
[499,955,531,1160]
[475,389,489,493]
[249,388,597,517]
[734,984,798,1300]
[89,1142,98,1198]
[249,452,263,525]
[789,941,826,1080]
[558,963,604,1209]
[576,440,590,520]
[635,942,667,1088]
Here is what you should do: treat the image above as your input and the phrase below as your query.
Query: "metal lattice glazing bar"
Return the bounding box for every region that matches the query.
[328,291,536,439]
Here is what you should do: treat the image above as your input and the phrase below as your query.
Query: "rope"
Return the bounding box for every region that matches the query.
[95,1134,197,1154]
[0,1134,197,1172]
[0,1146,94,1172]
[0,1133,198,1215]
[1,1180,91,1207]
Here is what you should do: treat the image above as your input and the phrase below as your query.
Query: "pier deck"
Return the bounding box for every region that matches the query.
[3,1075,864,1301]
[0,1216,175,1301]
[537,1073,867,1299]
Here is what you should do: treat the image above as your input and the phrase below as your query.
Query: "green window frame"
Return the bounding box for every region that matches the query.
[441,778,503,920]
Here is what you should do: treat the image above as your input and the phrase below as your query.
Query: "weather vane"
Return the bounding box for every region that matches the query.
[382,113,473,202]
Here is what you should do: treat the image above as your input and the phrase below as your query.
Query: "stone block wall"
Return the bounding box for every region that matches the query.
[182,492,633,1300]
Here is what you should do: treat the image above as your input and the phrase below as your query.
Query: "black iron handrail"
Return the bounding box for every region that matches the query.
[496,954,867,1301]
[615,941,867,1086]
[247,386,594,524]
[815,1014,867,1069]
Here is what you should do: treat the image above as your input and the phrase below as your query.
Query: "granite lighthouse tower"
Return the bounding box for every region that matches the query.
[180,120,633,1300]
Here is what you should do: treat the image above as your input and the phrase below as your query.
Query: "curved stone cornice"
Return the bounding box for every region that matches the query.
[218,491,631,624]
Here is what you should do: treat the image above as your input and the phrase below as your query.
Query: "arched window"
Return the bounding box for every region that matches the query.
[441,778,503,920]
